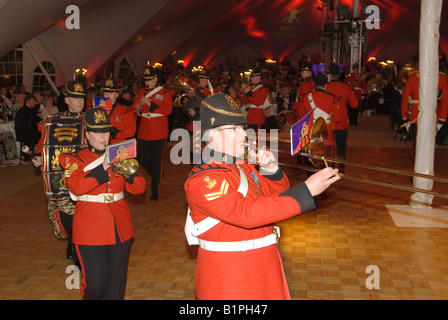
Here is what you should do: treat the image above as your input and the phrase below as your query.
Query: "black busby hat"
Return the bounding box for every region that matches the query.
[103,78,120,92]
[300,61,313,71]
[250,68,262,77]
[328,63,340,75]
[143,66,157,81]
[314,72,328,87]
[65,80,86,98]
[198,70,211,79]
[200,93,247,132]
[84,107,112,133]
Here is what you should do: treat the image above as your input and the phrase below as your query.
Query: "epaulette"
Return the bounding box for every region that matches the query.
[61,149,85,163]
[321,90,340,103]
[330,93,341,103]
[58,150,85,170]
[187,163,229,180]
[323,90,336,98]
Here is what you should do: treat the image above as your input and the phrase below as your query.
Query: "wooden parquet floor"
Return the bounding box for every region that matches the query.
[2,116,448,300]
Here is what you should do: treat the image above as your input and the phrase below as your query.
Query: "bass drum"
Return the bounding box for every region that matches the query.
[276,110,298,133]
[41,115,86,196]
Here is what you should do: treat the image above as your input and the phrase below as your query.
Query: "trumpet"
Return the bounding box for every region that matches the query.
[172,73,195,107]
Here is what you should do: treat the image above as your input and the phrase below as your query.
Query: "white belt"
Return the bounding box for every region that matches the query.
[248,104,262,109]
[77,192,124,203]
[141,112,164,119]
[197,227,280,252]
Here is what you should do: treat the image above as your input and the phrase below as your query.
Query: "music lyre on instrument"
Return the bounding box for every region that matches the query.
[106,138,139,178]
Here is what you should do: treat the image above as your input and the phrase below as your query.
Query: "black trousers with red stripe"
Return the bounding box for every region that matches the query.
[333,129,348,173]
[137,138,167,196]
[75,232,132,300]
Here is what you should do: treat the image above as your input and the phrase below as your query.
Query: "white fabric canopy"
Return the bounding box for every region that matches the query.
[1,0,447,86]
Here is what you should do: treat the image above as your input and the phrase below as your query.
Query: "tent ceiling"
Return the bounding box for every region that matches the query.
[1,0,447,83]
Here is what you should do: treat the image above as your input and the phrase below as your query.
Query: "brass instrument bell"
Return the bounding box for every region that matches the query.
[306,117,328,167]
[172,73,195,106]
[112,158,139,178]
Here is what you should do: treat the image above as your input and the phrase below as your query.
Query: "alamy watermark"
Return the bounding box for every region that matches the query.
[65,263,381,290]
[66,5,80,30]
[365,265,380,289]
[65,264,80,290]
[169,122,279,172]
[364,5,380,30]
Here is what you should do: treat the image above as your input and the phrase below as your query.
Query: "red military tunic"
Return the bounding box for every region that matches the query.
[109,102,137,144]
[293,89,342,146]
[401,71,448,124]
[59,147,146,245]
[326,80,359,130]
[345,73,367,101]
[132,86,173,141]
[240,85,270,126]
[184,156,316,300]
[295,77,315,101]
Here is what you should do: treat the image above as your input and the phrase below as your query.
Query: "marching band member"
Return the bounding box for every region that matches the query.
[326,63,359,173]
[401,68,448,150]
[102,78,137,144]
[240,68,270,131]
[32,80,87,264]
[344,63,366,125]
[293,72,342,158]
[295,61,315,100]
[184,70,217,132]
[60,107,146,300]
[184,93,340,299]
[132,66,173,201]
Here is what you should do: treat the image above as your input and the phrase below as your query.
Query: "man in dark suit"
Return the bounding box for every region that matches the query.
[14,95,40,161]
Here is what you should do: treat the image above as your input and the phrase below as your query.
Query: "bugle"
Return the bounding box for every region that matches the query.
[111,158,139,179]
[105,140,139,179]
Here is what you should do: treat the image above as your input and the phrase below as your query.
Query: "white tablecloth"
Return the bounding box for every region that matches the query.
[0,121,21,158]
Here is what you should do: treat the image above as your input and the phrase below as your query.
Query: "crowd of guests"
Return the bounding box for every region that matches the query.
[2,54,447,166]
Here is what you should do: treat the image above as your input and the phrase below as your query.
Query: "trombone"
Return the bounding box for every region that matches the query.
[245,117,448,200]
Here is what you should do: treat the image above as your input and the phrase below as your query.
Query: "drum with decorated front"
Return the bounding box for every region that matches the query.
[41,114,86,196]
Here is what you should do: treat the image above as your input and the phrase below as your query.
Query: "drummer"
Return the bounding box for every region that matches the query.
[32,80,87,265]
